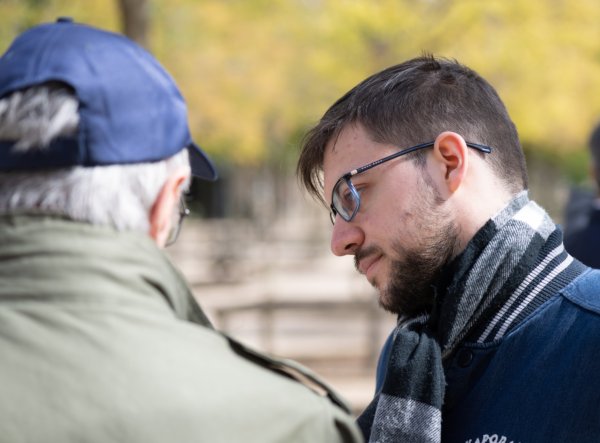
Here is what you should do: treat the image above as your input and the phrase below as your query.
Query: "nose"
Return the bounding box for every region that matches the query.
[330,217,364,256]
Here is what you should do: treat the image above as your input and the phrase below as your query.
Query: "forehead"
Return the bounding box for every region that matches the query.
[322,124,396,194]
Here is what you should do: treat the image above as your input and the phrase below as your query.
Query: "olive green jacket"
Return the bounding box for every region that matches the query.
[0,215,363,443]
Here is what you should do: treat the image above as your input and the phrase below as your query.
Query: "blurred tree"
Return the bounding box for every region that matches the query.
[1,0,600,180]
[117,0,149,48]
[0,0,118,46]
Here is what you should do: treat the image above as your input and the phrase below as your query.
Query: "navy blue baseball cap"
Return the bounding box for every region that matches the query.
[0,18,217,180]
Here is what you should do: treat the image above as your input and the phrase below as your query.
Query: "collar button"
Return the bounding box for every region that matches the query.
[456,349,474,368]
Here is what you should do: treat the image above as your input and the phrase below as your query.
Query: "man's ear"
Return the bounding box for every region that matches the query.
[149,168,190,247]
[432,131,469,194]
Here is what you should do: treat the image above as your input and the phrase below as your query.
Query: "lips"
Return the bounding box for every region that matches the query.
[358,253,382,279]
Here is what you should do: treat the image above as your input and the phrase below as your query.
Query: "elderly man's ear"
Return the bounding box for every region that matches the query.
[149,169,190,247]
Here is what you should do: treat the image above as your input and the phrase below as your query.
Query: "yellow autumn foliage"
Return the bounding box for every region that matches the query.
[1,0,600,172]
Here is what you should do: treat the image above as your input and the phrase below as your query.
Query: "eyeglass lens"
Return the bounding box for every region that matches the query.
[331,177,360,223]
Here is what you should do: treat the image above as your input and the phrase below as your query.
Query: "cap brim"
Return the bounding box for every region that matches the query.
[187,143,218,181]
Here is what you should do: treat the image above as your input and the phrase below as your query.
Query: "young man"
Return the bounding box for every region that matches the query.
[0,19,362,442]
[298,55,600,442]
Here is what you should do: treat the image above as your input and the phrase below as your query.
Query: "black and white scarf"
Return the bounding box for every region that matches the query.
[356,192,586,442]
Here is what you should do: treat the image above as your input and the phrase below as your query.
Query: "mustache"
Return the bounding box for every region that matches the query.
[354,245,384,272]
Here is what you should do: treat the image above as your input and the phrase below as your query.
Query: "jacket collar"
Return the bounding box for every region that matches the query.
[429,193,584,353]
[0,214,212,328]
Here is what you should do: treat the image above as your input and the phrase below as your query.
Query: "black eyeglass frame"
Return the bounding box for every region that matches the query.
[329,141,492,224]
[165,195,191,246]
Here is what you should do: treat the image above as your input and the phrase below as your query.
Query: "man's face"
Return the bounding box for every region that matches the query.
[323,123,460,316]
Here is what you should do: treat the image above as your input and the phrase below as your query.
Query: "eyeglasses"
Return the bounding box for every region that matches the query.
[165,196,190,246]
[329,141,492,224]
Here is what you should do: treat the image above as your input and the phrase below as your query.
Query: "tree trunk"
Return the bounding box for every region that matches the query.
[117,0,150,49]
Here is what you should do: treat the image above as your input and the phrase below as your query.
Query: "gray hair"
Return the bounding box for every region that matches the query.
[0,83,190,232]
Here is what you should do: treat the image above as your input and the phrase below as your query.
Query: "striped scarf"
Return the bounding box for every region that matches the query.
[357,192,586,442]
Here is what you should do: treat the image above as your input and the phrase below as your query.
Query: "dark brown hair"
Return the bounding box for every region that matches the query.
[297,54,528,203]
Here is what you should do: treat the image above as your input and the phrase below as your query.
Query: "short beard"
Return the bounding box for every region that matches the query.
[380,174,460,317]
[382,220,460,316]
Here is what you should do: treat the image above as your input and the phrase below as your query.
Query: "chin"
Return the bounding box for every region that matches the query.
[369,266,390,289]
[368,276,378,288]
[376,283,391,305]
[377,293,397,314]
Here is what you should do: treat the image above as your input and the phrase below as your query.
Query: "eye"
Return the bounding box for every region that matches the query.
[351,184,366,201]
[341,187,355,205]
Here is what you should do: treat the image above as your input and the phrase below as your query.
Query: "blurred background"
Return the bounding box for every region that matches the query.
[2,0,600,413]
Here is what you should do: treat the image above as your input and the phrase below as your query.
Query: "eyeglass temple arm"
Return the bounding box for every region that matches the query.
[348,141,492,177]
[465,142,492,154]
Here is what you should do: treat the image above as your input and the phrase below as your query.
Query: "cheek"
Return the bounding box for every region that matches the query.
[364,212,404,257]
[378,199,425,255]
[361,170,422,246]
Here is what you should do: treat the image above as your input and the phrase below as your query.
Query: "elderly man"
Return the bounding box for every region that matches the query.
[0,19,362,443]
[297,55,600,442]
